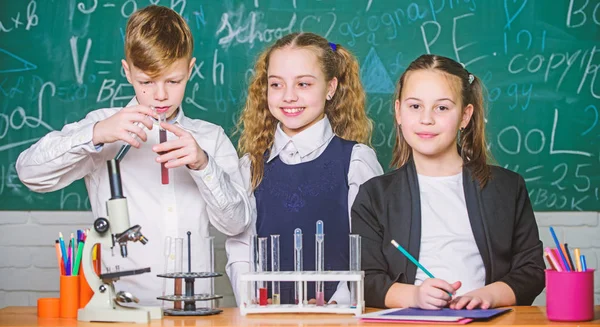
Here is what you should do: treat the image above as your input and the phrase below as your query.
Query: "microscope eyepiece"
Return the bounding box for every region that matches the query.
[107,159,125,199]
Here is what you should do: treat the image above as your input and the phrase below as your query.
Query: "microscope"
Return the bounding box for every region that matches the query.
[77,159,162,323]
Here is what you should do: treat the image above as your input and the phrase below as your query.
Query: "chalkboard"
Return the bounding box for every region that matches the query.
[1,0,598,211]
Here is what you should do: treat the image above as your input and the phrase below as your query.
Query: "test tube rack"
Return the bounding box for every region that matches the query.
[239,271,364,316]
[156,272,223,316]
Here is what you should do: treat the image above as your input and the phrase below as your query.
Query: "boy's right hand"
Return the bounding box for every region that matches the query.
[92,105,157,147]
[413,278,461,310]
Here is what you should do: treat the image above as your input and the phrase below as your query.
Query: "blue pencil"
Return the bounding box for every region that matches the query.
[391,240,452,296]
[580,255,587,271]
[58,232,68,267]
[549,227,571,272]
[391,240,435,278]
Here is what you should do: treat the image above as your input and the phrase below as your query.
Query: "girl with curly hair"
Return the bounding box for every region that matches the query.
[227,32,383,306]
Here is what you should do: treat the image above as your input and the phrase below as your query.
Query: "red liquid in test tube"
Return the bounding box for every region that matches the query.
[159,129,169,184]
[316,291,325,306]
[258,237,268,306]
[259,287,268,306]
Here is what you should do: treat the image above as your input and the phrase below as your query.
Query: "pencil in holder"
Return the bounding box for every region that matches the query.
[59,275,80,318]
[546,269,594,322]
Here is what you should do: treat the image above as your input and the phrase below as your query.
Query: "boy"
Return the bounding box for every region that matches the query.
[16,5,251,304]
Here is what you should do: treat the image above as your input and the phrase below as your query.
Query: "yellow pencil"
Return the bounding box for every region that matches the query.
[574,248,582,272]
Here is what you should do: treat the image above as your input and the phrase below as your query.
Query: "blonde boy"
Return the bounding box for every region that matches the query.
[16,5,250,304]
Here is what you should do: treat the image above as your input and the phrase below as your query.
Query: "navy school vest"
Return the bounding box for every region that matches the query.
[255,136,356,304]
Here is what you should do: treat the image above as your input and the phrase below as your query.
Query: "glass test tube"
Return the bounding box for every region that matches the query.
[271,235,280,305]
[349,234,361,307]
[162,236,172,307]
[158,112,169,184]
[258,237,268,306]
[207,236,216,308]
[174,237,183,310]
[315,220,325,306]
[249,235,259,304]
[294,228,303,305]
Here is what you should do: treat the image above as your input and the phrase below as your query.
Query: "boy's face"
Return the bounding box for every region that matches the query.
[122,57,195,120]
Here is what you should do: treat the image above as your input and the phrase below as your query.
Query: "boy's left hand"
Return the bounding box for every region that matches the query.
[449,289,493,310]
[152,122,208,171]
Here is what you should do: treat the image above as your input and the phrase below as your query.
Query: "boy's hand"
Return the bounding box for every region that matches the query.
[413,279,461,310]
[153,122,208,170]
[92,105,156,147]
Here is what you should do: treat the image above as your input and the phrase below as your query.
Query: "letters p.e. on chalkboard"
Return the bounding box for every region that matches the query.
[0,0,598,211]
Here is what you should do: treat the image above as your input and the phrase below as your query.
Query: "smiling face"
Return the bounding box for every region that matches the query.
[123,57,195,120]
[266,47,337,137]
[395,69,473,163]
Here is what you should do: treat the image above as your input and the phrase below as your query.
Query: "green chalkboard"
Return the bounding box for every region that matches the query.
[1,0,598,211]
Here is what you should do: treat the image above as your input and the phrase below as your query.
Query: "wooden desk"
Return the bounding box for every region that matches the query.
[0,306,598,327]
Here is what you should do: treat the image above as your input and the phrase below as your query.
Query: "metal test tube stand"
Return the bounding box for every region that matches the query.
[77,160,162,324]
[156,233,223,316]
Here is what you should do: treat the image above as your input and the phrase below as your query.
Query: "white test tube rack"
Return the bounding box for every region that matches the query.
[239,270,364,316]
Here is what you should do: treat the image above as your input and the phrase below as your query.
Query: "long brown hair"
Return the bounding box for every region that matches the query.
[237,32,372,190]
[390,54,491,187]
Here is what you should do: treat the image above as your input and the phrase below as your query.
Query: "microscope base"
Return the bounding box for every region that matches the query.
[78,305,162,324]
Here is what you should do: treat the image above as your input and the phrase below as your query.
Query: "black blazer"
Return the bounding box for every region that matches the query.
[351,160,545,308]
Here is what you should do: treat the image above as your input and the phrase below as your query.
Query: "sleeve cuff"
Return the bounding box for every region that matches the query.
[189,152,222,190]
[69,122,101,153]
[328,282,351,305]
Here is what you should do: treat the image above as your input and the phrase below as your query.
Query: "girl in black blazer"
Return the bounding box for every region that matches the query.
[351,54,545,310]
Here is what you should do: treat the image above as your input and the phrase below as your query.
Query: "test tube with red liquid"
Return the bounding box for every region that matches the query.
[158,113,169,184]
[258,237,268,306]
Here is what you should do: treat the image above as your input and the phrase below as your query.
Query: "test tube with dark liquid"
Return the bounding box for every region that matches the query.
[158,113,169,184]
[174,237,183,310]
[258,237,268,306]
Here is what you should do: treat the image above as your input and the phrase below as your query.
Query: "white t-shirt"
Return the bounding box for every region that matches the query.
[414,173,486,296]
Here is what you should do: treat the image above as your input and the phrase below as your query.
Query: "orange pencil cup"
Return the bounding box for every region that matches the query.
[79,268,94,308]
[59,275,80,318]
[37,298,60,318]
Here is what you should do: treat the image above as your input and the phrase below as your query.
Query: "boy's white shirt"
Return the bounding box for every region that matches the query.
[16,97,251,305]
[226,116,383,306]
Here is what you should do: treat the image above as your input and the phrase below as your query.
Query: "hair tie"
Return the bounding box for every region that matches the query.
[328,42,337,52]
[468,73,474,85]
